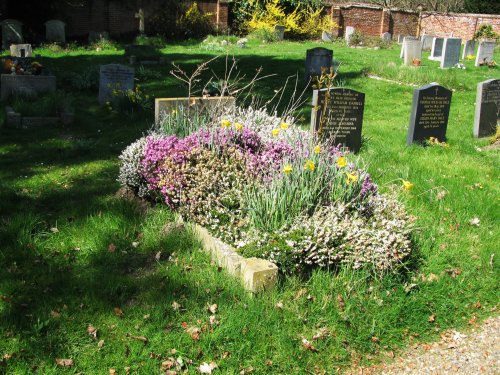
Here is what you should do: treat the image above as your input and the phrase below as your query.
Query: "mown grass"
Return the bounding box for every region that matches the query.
[0,39,498,374]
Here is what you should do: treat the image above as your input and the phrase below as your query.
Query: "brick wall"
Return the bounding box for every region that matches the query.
[420,12,500,40]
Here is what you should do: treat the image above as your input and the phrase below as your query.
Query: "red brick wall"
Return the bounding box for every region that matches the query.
[420,12,500,40]
[391,10,419,37]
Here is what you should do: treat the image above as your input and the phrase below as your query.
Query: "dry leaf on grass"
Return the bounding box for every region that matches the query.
[199,362,217,374]
[50,310,61,319]
[208,304,218,314]
[127,334,148,344]
[55,358,74,367]
[312,327,330,341]
[172,301,181,311]
[428,314,436,323]
[114,307,124,317]
[209,315,219,326]
[87,325,98,338]
[108,243,116,252]
[275,301,284,310]
[302,338,318,352]
[109,369,117,375]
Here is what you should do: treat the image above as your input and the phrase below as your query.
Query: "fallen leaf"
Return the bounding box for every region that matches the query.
[468,314,478,325]
[114,307,124,317]
[87,325,98,339]
[198,361,217,374]
[172,301,181,311]
[155,251,161,260]
[128,334,148,344]
[312,327,330,341]
[186,326,201,341]
[428,314,436,323]
[98,339,105,348]
[143,314,150,320]
[50,227,59,233]
[55,358,74,367]
[471,301,481,309]
[108,243,116,252]
[469,217,480,226]
[208,304,217,314]
[385,351,395,358]
[371,336,380,343]
[162,359,175,370]
[109,369,117,375]
[50,310,61,319]
[181,322,188,329]
[302,338,318,352]
[222,351,230,359]
[209,315,219,326]
[275,301,284,310]
[444,268,462,278]
[337,294,345,309]
[240,367,254,374]
[265,359,273,366]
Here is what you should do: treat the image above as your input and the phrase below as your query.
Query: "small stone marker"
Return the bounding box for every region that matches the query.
[305,47,333,83]
[381,32,392,42]
[322,30,333,42]
[475,41,496,67]
[345,26,355,44]
[135,8,145,34]
[473,79,500,138]
[404,39,423,66]
[1,19,23,49]
[9,44,32,58]
[274,25,284,41]
[98,64,135,104]
[45,20,66,44]
[462,40,476,59]
[407,83,452,145]
[440,38,462,68]
[400,36,418,58]
[311,87,365,153]
[429,37,444,61]
[421,35,433,50]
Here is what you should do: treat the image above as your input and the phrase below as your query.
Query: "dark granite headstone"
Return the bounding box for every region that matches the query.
[311,87,365,152]
[429,37,444,60]
[473,79,500,138]
[475,41,496,67]
[441,38,461,68]
[407,83,452,145]
[305,47,333,83]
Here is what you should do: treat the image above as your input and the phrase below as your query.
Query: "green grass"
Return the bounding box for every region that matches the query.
[0,40,498,374]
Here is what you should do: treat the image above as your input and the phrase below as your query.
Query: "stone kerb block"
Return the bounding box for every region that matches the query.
[241,258,278,293]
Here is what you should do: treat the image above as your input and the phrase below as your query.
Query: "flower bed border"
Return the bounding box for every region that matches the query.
[177,216,279,293]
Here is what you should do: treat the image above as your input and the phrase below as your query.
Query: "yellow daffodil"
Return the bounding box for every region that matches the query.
[221,119,231,128]
[234,122,244,131]
[171,109,177,115]
[336,156,347,168]
[283,164,293,175]
[346,172,358,184]
[280,122,289,130]
[402,180,414,191]
[304,160,315,171]
[272,128,281,137]
[314,145,321,154]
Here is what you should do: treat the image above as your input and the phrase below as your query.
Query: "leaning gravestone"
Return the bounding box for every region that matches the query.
[473,79,500,138]
[381,32,392,42]
[274,25,285,41]
[322,31,333,42]
[345,26,355,45]
[407,83,452,145]
[421,35,434,50]
[1,19,23,49]
[9,44,32,58]
[429,37,444,61]
[98,64,135,104]
[45,20,66,44]
[475,41,496,67]
[310,87,365,153]
[305,47,333,83]
[462,40,476,59]
[404,39,422,66]
[440,38,462,68]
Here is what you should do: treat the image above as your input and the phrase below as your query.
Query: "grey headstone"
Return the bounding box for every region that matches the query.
[89,31,110,43]
[0,19,23,49]
[98,64,135,104]
[305,47,333,83]
[421,35,433,50]
[404,39,423,66]
[407,83,452,145]
[310,87,365,153]
[274,25,284,41]
[345,26,355,45]
[381,32,392,42]
[400,36,419,58]
[1,74,56,100]
[440,38,462,68]
[45,20,66,44]
[322,31,333,42]
[473,79,500,138]
[475,41,496,67]
[9,44,32,58]
[462,40,476,60]
[429,37,444,61]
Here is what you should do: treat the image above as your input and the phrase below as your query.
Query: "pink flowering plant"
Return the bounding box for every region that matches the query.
[119,106,413,273]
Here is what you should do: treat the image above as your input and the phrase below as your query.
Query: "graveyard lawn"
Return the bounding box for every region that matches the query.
[0,39,498,374]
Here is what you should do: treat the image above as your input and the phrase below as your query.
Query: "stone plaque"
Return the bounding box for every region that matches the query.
[462,40,476,59]
[98,64,135,104]
[429,37,444,61]
[45,20,66,44]
[404,39,422,66]
[441,38,462,68]
[305,47,333,83]
[345,26,355,44]
[421,35,433,50]
[311,87,365,152]
[407,83,452,145]
[1,19,23,49]
[9,44,32,58]
[1,74,56,100]
[473,79,500,138]
[400,36,419,58]
[381,32,392,42]
[475,41,496,67]
[274,25,284,41]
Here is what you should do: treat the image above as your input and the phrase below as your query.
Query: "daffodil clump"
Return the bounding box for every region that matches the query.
[119,105,414,274]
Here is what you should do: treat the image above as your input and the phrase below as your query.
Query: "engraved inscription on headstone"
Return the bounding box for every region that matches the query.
[407,83,452,145]
[404,39,422,66]
[305,47,333,83]
[473,79,500,138]
[311,87,365,153]
[98,64,135,104]
[475,41,496,67]
[440,38,462,68]
[462,40,476,59]
[10,44,32,58]
[45,20,66,44]
[1,19,23,49]
[429,37,444,61]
